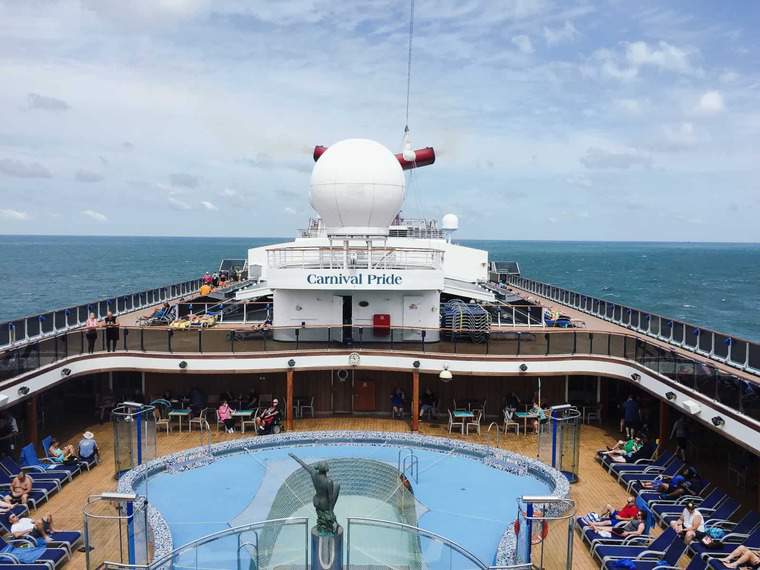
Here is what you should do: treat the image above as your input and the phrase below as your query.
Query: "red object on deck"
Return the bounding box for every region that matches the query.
[373,314,391,336]
[312,145,435,170]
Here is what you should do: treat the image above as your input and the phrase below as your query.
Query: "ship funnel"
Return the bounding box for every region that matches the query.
[313,145,435,170]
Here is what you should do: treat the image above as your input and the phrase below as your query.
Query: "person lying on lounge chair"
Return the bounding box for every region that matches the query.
[142,302,170,321]
[598,436,641,458]
[9,513,58,544]
[588,511,645,538]
[722,544,760,568]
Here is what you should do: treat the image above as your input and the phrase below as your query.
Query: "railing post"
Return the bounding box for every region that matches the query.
[123,329,128,352]
[168,330,173,353]
[140,328,145,352]
[516,331,521,356]
[198,329,203,353]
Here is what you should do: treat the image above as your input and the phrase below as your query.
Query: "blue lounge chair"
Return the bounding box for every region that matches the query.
[704,510,760,537]
[651,489,730,525]
[656,556,706,570]
[0,472,54,510]
[621,459,685,492]
[636,479,712,508]
[0,457,69,488]
[0,518,81,559]
[593,527,677,563]
[41,435,95,472]
[137,305,176,326]
[602,535,687,569]
[0,536,68,570]
[689,525,760,560]
[40,435,82,476]
[0,562,51,570]
[605,447,668,475]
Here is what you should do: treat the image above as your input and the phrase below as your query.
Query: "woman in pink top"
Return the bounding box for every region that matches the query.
[218,400,235,433]
[85,312,98,354]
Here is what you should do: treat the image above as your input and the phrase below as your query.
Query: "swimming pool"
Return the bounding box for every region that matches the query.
[122,432,568,567]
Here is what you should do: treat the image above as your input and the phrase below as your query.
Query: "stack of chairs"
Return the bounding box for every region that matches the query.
[580,441,760,569]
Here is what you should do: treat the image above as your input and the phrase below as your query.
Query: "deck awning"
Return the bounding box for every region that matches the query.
[442,278,495,302]
[235,285,274,301]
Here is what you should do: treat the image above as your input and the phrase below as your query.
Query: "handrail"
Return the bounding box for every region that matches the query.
[507,275,759,375]
[0,276,256,351]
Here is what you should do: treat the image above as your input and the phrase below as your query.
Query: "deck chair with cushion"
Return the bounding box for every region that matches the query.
[606,449,672,476]
[601,536,687,570]
[689,524,760,560]
[3,455,70,489]
[593,527,677,563]
[39,437,82,478]
[0,518,81,558]
[621,458,685,492]
[137,305,176,327]
[0,535,68,569]
[19,445,77,483]
[0,472,56,509]
[650,489,730,525]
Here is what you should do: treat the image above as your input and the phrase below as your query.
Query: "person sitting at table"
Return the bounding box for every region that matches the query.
[255,399,281,435]
[217,400,235,433]
[504,392,522,413]
[391,388,406,418]
[529,400,546,434]
[419,388,437,419]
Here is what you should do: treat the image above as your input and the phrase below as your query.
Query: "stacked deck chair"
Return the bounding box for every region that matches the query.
[0,457,70,489]
[601,535,687,570]
[41,436,94,472]
[0,472,55,510]
[604,446,667,476]
[21,444,80,481]
[690,525,760,561]
[593,527,678,564]
[0,534,68,570]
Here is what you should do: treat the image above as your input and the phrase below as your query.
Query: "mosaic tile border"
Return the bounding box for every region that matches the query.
[118,430,569,566]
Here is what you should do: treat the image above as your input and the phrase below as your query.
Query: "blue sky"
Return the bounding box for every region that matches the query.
[0,0,758,240]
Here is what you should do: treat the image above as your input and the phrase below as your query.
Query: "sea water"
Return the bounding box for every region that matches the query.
[1,235,758,341]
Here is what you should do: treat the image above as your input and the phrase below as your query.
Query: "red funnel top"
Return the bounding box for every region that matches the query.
[313,145,435,170]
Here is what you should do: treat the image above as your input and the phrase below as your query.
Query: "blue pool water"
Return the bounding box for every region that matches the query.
[135,444,551,565]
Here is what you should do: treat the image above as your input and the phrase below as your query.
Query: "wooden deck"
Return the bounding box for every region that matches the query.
[34,417,644,569]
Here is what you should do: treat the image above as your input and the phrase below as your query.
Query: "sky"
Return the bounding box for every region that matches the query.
[0,0,759,241]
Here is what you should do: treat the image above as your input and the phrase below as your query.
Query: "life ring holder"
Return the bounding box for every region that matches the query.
[513,511,549,545]
[336,369,351,383]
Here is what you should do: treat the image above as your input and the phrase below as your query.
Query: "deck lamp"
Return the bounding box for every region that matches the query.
[665,391,676,401]
[438,364,452,382]
[178,360,188,369]
[412,360,420,368]
[17,386,30,396]
[630,373,641,382]
[288,359,296,367]
[61,368,71,377]
[711,416,725,427]
[519,363,528,372]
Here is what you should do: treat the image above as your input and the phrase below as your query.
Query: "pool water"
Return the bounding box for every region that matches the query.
[136,443,551,565]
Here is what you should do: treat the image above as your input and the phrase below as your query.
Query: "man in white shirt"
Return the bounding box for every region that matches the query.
[670,501,705,544]
[8,513,54,543]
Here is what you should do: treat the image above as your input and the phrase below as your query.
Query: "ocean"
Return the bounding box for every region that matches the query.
[1,236,759,341]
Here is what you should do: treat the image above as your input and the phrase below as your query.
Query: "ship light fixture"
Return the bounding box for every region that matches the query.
[17,386,30,396]
[178,361,188,369]
[630,373,641,382]
[711,416,725,427]
[288,359,296,368]
[412,360,421,368]
[665,391,677,401]
[519,363,528,373]
[439,364,453,382]
[61,368,72,377]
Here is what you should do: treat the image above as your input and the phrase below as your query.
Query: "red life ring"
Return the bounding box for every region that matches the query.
[513,513,549,545]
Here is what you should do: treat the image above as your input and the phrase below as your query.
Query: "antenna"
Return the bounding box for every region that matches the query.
[404,0,415,130]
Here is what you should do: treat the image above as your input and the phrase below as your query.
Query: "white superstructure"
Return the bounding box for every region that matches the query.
[237,138,493,342]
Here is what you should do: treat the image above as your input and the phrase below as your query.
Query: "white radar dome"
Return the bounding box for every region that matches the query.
[310,138,405,236]
[441,213,459,230]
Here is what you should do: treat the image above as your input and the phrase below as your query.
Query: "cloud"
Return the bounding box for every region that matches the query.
[696,90,724,114]
[652,122,703,151]
[168,196,192,210]
[511,35,534,54]
[284,207,297,215]
[219,188,239,197]
[0,158,52,178]
[75,169,104,183]
[170,173,199,188]
[565,174,592,188]
[238,153,311,174]
[0,208,30,221]
[121,141,135,151]
[26,93,70,111]
[613,98,643,114]
[580,147,651,169]
[543,21,579,46]
[81,209,108,222]
[594,41,699,81]
[200,200,218,211]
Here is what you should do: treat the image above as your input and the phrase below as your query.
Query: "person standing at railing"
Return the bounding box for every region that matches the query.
[104,310,119,352]
[85,312,98,354]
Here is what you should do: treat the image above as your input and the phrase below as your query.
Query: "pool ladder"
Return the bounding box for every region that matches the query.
[397,448,419,485]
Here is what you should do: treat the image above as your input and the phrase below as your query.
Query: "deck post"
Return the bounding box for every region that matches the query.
[411,369,420,432]
[286,368,295,431]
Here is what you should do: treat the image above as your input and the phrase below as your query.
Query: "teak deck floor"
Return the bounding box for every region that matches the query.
[37,417,646,569]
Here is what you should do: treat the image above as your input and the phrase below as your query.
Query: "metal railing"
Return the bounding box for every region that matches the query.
[2,325,758,423]
[266,245,444,270]
[508,275,760,376]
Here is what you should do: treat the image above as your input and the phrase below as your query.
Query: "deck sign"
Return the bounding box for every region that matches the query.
[307,273,402,286]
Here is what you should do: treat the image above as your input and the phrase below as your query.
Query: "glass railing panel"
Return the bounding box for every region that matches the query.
[694,364,716,400]
[698,331,713,353]
[54,310,66,330]
[739,380,760,422]
[575,332,591,354]
[684,327,700,349]
[714,333,730,359]
[671,321,684,344]
[199,329,230,352]
[608,334,624,358]
[613,305,622,322]
[38,337,59,367]
[716,372,741,409]
[227,329,270,353]
[0,326,9,347]
[672,358,696,389]
[590,333,609,356]
[518,332,548,356]
[629,309,639,328]
[548,332,573,355]
[729,340,747,366]
[488,331,520,356]
[749,344,760,371]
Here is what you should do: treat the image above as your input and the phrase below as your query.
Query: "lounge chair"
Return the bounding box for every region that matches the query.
[689,524,760,560]
[39,437,82,478]
[0,472,56,509]
[1,456,69,488]
[0,517,81,559]
[137,305,176,327]
[593,527,677,563]
[621,458,685,492]
[19,445,77,483]
[0,535,68,570]
[602,536,687,569]
[605,448,671,476]
[650,489,730,525]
